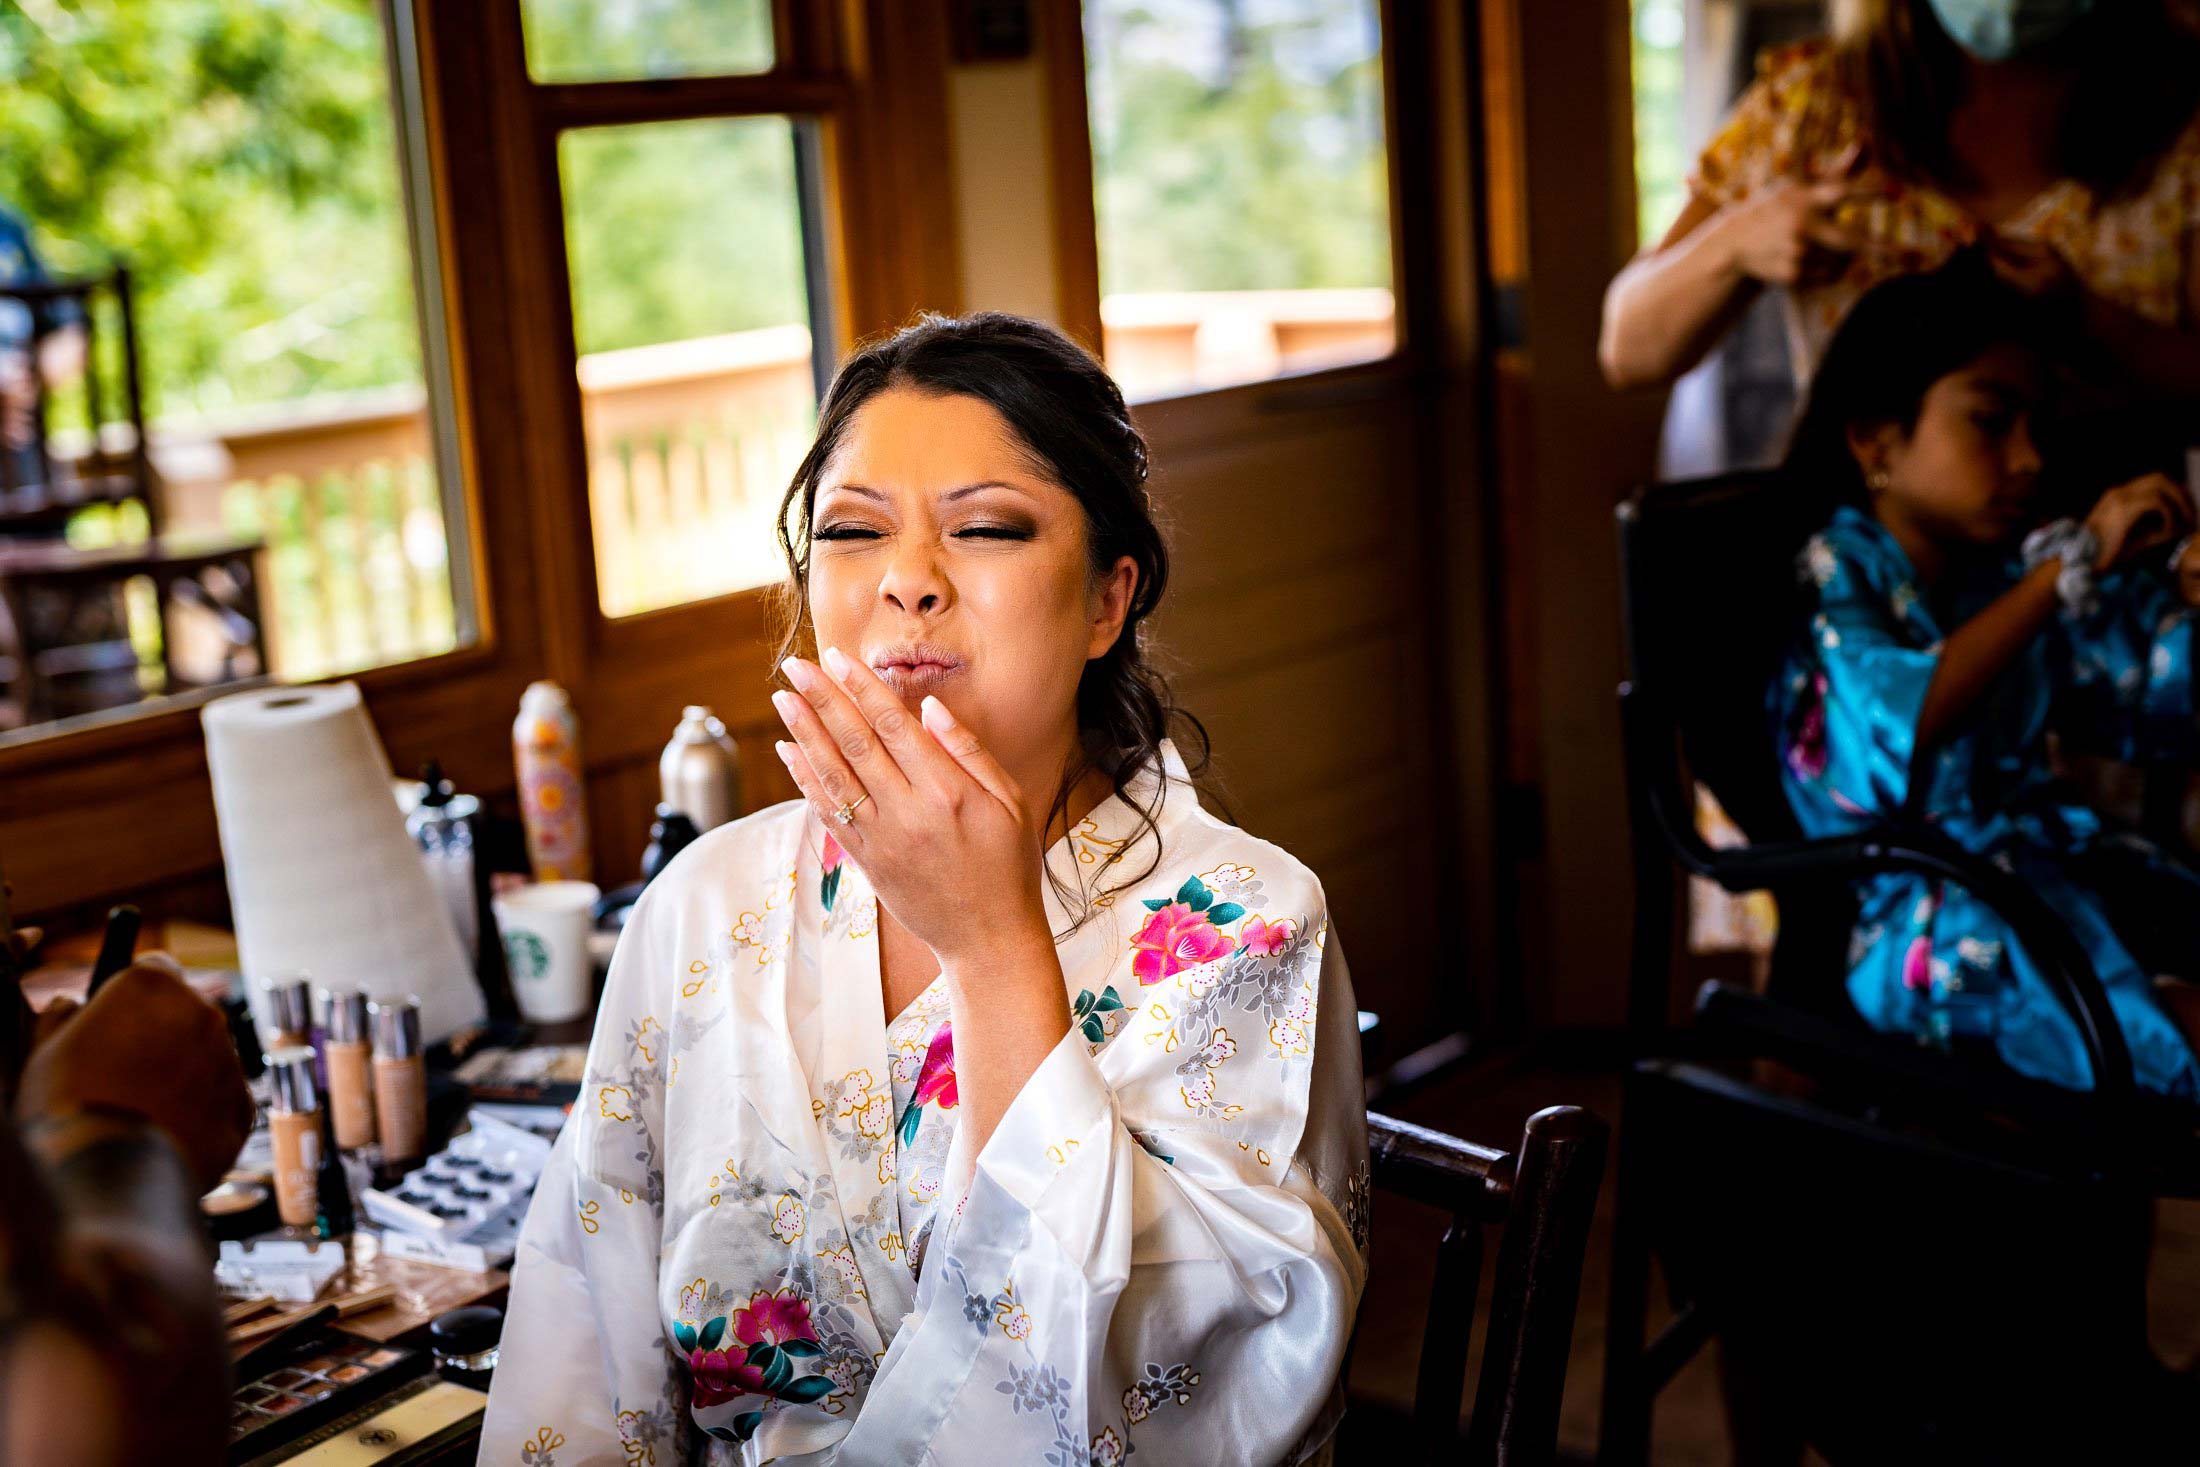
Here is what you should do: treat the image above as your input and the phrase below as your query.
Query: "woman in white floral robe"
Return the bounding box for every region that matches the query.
[482,313,1369,1465]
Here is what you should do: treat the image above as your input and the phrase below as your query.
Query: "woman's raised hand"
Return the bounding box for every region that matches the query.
[1716,179,1870,286]
[772,649,1049,968]
[2084,472,2196,572]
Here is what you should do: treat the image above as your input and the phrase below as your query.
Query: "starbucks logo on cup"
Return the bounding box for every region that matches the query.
[505,930,551,982]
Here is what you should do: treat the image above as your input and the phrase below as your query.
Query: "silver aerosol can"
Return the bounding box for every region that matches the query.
[660,705,740,832]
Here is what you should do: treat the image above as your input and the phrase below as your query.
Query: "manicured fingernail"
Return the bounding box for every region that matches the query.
[773,740,795,764]
[780,658,816,691]
[921,695,949,723]
[771,689,799,719]
[821,646,851,681]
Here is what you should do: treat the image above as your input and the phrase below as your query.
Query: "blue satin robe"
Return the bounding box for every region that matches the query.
[1771,506,2200,1097]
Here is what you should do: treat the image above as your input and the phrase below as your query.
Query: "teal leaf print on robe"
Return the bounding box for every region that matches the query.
[1071,984,1126,1045]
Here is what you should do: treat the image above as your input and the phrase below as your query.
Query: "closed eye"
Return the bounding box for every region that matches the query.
[953,524,1033,541]
[813,524,881,541]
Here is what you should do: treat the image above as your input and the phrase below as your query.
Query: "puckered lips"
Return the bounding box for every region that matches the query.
[867,641,965,698]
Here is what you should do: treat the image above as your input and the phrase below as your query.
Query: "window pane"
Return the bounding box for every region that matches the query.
[1084,0,1396,401]
[1631,0,1687,247]
[522,0,774,84]
[560,118,819,618]
[0,0,465,739]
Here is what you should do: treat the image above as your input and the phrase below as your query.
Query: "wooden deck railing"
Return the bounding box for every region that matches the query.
[576,324,816,619]
[156,385,452,680]
[151,290,1392,680]
[1103,286,1395,400]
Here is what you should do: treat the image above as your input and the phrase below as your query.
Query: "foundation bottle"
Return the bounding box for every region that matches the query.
[267,1047,323,1229]
[264,975,313,1052]
[371,996,427,1167]
[322,988,377,1151]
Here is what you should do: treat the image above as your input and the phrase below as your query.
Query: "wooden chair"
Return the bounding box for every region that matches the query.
[0,266,154,527]
[1599,472,2200,1464]
[0,268,265,725]
[1362,1105,1609,1463]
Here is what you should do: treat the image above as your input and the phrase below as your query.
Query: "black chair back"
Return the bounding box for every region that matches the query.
[1617,470,1862,1017]
[1616,469,1817,847]
[1365,1105,1608,1465]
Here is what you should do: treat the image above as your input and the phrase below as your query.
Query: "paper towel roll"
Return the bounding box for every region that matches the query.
[203,683,485,1044]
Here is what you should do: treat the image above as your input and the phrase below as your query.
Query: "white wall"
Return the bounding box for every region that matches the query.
[945,57,1064,323]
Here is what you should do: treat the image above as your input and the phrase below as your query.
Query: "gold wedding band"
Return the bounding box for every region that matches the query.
[832,793,871,826]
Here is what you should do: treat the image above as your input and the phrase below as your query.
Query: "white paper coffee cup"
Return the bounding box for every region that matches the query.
[493,881,601,1024]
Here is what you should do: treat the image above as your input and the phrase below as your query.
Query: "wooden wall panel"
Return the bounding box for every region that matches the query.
[1317,837,1438,1041]
[1165,552,1404,687]
[1184,635,1410,809]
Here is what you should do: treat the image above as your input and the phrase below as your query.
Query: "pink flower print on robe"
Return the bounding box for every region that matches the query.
[1902,934,1935,992]
[686,1287,823,1407]
[898,1021,957,1147]
[1902,889,1942,992]
[1785,672,1831,783]
[1240,916,1297,957]
[820,833,847,913]
[1131,902,1237,986]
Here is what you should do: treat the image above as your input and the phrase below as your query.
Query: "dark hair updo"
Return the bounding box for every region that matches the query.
[773,311,1209,915]
[1782,250,2061,522]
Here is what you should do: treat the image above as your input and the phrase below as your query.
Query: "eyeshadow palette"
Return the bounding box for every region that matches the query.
[229,1330,428,1461]
[235,1376,486,1467]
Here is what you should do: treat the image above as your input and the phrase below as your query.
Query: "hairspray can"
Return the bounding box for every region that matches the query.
[513,680,590,882]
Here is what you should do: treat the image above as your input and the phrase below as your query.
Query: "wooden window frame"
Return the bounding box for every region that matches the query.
[1,0,963,921]
[1040,0,1423,431]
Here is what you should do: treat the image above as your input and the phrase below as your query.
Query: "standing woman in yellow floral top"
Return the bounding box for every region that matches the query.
[1600,0,2200,396]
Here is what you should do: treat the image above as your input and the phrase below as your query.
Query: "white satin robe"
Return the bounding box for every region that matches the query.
[480,744,1370,1465]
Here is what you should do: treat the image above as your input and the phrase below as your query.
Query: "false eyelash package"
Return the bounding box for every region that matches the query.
[360,1110,555,1272]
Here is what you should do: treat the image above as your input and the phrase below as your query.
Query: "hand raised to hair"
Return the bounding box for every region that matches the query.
[1720,177,1875,287]
[1716,145,1887,288]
